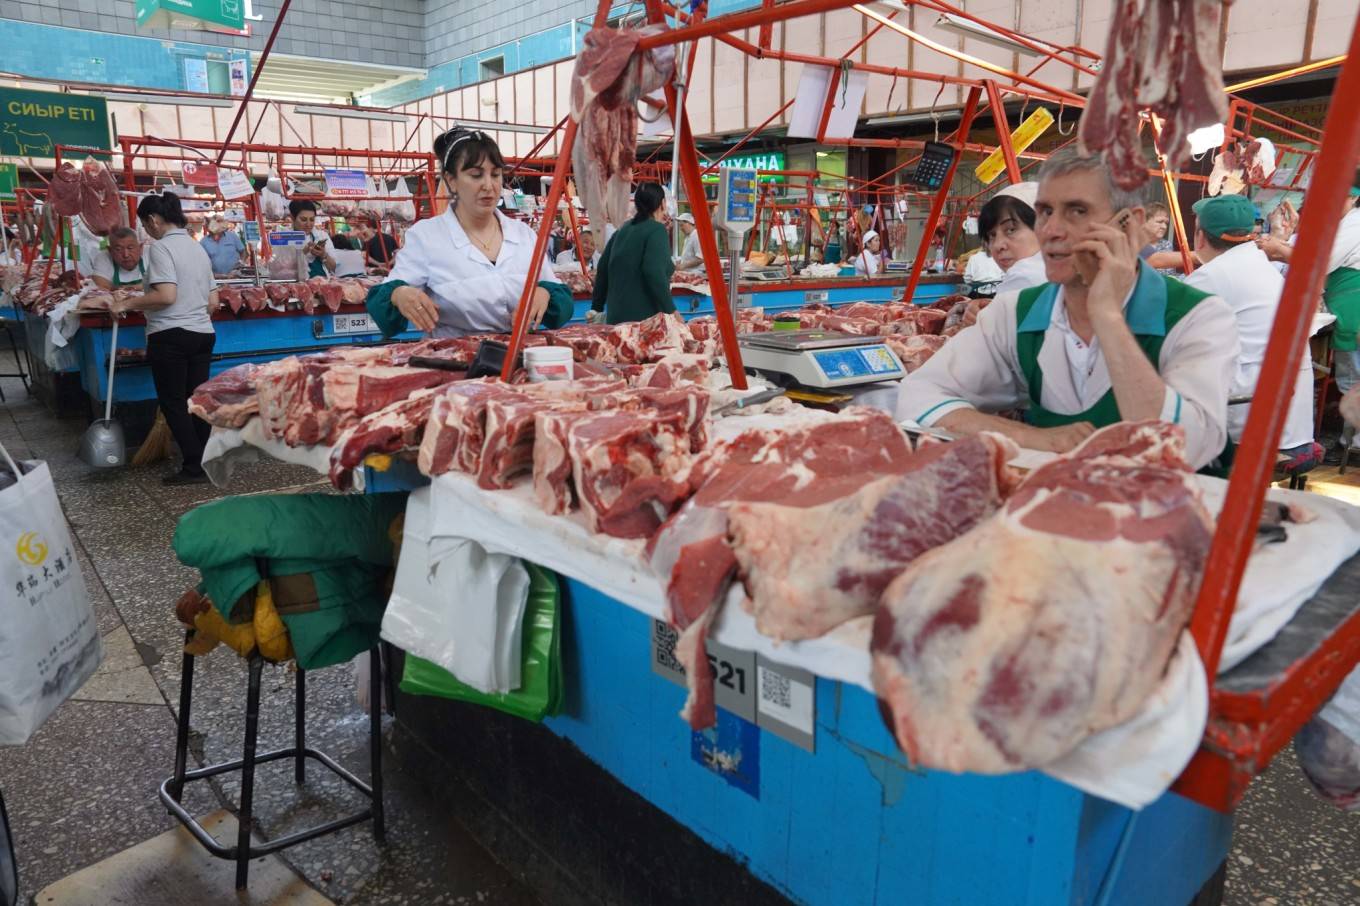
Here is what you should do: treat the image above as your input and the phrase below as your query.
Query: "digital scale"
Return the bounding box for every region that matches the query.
[716,168,758,315]
[738,329,906,389]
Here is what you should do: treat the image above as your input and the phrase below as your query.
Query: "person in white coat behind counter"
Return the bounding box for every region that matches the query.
[1182,194,1319,464]
[855,230,884,276]
[675,213,703,271]
[365,128,573,339]
[983,182,1048,294]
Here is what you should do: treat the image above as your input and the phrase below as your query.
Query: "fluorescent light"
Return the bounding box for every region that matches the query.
[931,12,1066,58]
[865,112,943,126]
[292,105,410,123]
[446,118,551,136]
[1188,123,1226,155]
[104,92,234,108]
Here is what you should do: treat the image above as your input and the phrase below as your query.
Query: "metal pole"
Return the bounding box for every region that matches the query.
[215,0,293,166]
[983,79,1022,184]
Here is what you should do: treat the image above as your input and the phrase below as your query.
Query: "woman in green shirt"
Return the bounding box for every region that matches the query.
[590,183,676,325]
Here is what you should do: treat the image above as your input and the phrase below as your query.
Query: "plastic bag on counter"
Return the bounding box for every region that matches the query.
[1296,663,1360,810]
[0,443,102,744]
[387,177,416,224]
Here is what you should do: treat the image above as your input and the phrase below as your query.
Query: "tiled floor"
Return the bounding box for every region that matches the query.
[1,367,1358,905]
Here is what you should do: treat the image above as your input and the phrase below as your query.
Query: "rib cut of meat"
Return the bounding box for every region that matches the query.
[241,286,269,312]
[590,386,709,453]
[329,385,459,490]
[79,159,123,236]
[607,312,692,363]
[478,397,588,490]
[308,277,346,312]
[648,407,915,729]
[570,26,675,232]
[188,363,262,428]
[265,283,293,305]
[417,380,524,476]
[1079,0,1229,188]
[884,334,947,373]
[569,410,692,539]
[728,433,1018,641]
[533,410,584,514]
[871,421,1213,773]
[50,163,84,217]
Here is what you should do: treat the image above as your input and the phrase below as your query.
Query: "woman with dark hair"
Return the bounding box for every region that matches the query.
[111,192,217,484]
[365,128,571,338]
[979,183,1046,293]
[589,182,675,324]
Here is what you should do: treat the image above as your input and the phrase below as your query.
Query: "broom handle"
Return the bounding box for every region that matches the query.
[104,317,117,423]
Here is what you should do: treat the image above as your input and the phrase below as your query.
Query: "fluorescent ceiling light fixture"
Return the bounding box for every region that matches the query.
[932,12,1065,57]
[444,118,552,135]
[1187,123,1226,155]
[293,105,409,123]
[104,92,234,108]
[864,112,946,126]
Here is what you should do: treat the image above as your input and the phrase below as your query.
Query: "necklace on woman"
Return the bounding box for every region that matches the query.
[458,211,501,259]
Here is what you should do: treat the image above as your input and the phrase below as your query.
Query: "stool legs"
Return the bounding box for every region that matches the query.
[170,636,195,803]
[294,668,306,784]
[236,655,264,890]
[369,646,386,844]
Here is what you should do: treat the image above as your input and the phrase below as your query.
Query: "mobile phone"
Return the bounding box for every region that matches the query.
[1075,208,1132,285]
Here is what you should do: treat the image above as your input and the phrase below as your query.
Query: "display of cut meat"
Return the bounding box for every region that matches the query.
[417,380,525,476]
[554,268,593,295]
[568,409,692,539]
[883,334,947,373]
[727,433,1018,642]
[549,324,618,363]
[814,314,880,336]
[569,25,676,233]
[871,421,1213,774]
[478,397,589,490]
[257,359,456,447]
[590,386,709,453]
[308,277,346,312]
[607,312,692,362]
[632,353,711,389]
[188,363,263,428]
[242,286,269,312]
[670,271,709,287]
[1079,0,1229,188]
[533,410,584,515]
[79,159,123,236]
[648,408,915,729]
[341,281,367,305]
[49,163,84,217]
[75,289,114,312]
[265,283,294,305]
[218,285,244,314]
[329,385,459,490]
[837,302,892,322]
[925,294,971,313]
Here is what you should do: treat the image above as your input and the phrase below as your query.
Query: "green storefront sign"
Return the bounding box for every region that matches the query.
[0,88,110,158]
[702,151,786,183]
[136,0,244,32]
[0,163,16,201]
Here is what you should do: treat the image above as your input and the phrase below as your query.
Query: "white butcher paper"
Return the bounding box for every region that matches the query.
[200,418,359,490]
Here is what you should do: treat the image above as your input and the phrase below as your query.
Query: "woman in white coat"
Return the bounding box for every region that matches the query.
[366,128,572,338]
[855,230,884,276]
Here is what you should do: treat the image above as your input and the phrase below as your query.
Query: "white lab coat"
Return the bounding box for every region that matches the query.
[678,229,703,270]
[1183,242,1315,449]
[854,248,883,277]
[555,247,601,269]
[963,250,1005,285]
[992,251,1047,294]
[384,207,562,338]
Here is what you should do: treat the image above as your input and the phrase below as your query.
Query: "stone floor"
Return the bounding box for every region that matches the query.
[0,368,1358,905]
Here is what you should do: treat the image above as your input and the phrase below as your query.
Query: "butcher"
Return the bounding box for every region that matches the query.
[555,226,601,270]
[854,230,884,277]
[289,200,336,279]
[1181,194,1316,464]
[365,128,573,338]
[896,149,1239,469]
[674,213,703,271]
[91,227,146,291]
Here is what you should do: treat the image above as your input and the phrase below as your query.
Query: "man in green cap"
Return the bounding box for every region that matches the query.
[1184,195,1317,462]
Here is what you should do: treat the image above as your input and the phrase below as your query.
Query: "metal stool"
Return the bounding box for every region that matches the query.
[0,317,29,403]
[159,640,386,890]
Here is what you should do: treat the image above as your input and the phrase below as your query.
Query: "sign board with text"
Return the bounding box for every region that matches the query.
[136,0,245,32]
[181,161,218,187]
[324,169,369,198]
[216,168,255,200]
[0,88,110,159]
[651,620,756,722]
[0,163,17,201]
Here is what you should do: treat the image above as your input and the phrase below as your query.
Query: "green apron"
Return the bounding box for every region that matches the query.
[1323,266,1360,352]
[112,260,145,288]
[1014,262,1233,474]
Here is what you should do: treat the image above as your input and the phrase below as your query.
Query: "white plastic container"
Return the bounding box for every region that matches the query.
[524,346,574,383]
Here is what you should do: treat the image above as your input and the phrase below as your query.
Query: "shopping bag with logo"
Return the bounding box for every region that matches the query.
[0,444,101,745]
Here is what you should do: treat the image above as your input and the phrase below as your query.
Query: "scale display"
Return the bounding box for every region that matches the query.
[717,167,758,231]
[812,345,901,380]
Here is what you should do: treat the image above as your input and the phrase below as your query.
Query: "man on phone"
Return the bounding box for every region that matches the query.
[896,149,1238,470]
[289,200,335,279]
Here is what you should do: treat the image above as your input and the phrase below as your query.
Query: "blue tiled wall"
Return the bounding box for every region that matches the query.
[0,18,249,92]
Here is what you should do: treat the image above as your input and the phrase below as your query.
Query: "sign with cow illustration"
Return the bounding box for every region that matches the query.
[0,89,110,161]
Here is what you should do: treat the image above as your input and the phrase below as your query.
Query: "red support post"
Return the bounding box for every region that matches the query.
[215,0,292,166]
[903,86,981,305]
[983,79,1022,184]
[1187,31,1360,680]
[814,65,843,144]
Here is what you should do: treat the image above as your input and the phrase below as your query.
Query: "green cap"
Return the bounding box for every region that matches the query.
[1192,195,1257,240]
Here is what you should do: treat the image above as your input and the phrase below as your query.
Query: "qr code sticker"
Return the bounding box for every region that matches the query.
[761,670,792,710]
[653,621,684,674]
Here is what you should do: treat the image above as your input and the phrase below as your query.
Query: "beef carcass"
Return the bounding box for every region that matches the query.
[218,285,244,314]
[188,363,263,428]
[649,408,916,728]
[49,163,84,217]
[871,421,1213,774]
[329,385,459,490]
[79,159,123,235]
[1079,0,1229,188]
[569,26,675,232]
[569,410,693,539]
[727,434,1018,642]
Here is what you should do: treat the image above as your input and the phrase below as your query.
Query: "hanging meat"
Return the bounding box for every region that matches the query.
[1079,0,1230,189]
[79,158,123,236]
[871,421,1212,774]
[49,162,84,217]
[569,25,675,232]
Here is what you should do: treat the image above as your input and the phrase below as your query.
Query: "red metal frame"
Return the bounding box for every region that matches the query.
[982,79,1022,185]
[903,86,980,304]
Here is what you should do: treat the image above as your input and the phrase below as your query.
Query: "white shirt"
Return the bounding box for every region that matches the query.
[963,250,1005,285]
[855,248,883,277]
[144,228,216,336]
[385,208,562,338]
[992,251,1047,294]
[896,272,1240,470]
[1183,242,1315,449]
[555,247,601,269]
[1329,208,1360,273]
[678,229,703,270]
[93,250,148,286]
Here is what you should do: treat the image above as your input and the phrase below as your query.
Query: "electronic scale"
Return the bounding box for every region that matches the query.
[738,329,906,389]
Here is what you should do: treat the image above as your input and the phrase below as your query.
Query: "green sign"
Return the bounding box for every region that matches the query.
[136,0,245,32]
[0,88,110,159]
[0,163,16,200]
[702,151,786,184]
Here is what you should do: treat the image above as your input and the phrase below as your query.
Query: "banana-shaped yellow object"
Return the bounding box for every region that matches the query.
[181,581,294,662]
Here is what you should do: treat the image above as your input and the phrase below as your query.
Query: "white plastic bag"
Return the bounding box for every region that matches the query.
[359,176,387,219]
[387,177,416,225]
[0,445,101,744]
[259,169,288,221]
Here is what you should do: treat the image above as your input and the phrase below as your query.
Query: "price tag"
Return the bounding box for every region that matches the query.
[331,313,376,335]
[242,221,260,242]
[651,620,756,722]
[891,287,906,301]
[804,290,829,303]
[756,657,816,752]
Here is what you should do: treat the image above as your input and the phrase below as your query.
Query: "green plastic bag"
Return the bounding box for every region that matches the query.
[400,562,563,721]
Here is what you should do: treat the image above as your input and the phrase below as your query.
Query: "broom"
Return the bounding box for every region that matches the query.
[131,410,174,467]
